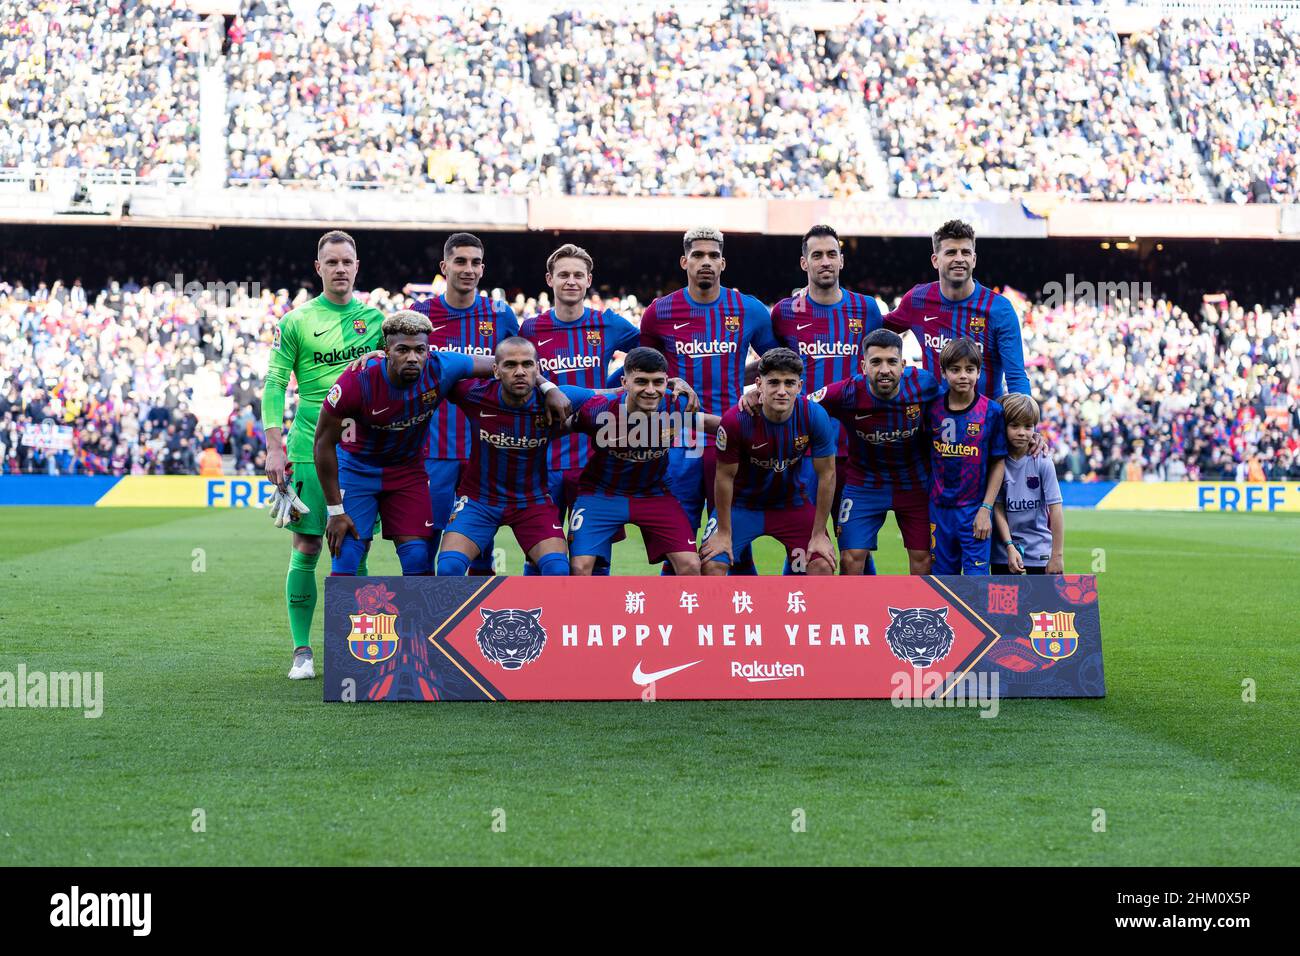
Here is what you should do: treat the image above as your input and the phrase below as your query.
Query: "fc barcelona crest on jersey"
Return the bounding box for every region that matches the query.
[353,318,368,335]
[478,319,494,336]
[420,387,440,405]
[848,316,864,333]
[534,414,548,429]
[724,313,741,331]
[906,404,920,419]
[586,329,602,345]
[794,434,809,450]
[1028,611,1078,661]
[970,316,986,333]
[967,421,981,436]
[348,613,398,664]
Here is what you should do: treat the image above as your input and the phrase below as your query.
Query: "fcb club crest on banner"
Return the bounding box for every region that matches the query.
[1028,611,1079,661]
[348,613,398,663]
[353,318,368,335]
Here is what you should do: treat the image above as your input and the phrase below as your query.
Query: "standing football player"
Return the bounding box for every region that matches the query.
[883,219,1030,398]
[436,338,594,577]
[520,243,640,575]
[413,233,519,574]
[771,223,883,573]
[701,348,837,575]
[263,230,384,680]
[811,329,941,575]
[568,347,720,575]
[639,226,780,573]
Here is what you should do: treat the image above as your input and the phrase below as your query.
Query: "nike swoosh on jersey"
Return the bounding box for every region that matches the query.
[480,413,497,418]
[370,407,390,415]
[538,338,554,347]
[797,323,814,330]
[430,324,446,333]
[631,660,701,686]
[314,329,328,336]
[752,442,769,449]
[673,322,690,330]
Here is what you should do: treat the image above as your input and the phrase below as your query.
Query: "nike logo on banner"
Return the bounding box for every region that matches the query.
[538,338,553,347]
[673,322,690,330]
[370,407,390,415]
[314,330,328,337]
[797,323,814,330]
[632,660,701,686]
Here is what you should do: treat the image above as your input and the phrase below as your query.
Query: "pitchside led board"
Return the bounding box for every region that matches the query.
[323,576,1104,702]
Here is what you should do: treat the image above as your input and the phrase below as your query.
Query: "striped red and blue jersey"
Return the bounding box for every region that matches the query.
[812,367,941,491]
[639,287,778,445]
[413,294,519,460]
[883,280,1029,398]
[572,392,692,497]
[772,289,883,457]
[448,380,595,508]
[323,352,475,464]
[717,396,836,510]
[520,307,640,472]
[927,393,1007,508]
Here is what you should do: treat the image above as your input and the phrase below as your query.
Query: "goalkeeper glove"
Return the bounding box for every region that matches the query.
[268,486,311,528]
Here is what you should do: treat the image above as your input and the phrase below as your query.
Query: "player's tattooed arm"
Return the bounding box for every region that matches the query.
[537,379,575,425]
[666,377,698,413]
[312,406,358,557]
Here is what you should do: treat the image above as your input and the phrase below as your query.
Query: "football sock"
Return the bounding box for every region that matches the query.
[396,540,429,576]
[865,553,876,575]
[437,551,472,576]
[522,559,540,576]
[468,552,495,576]
[286,549,319,649]
[357,552,369,576]
[537,552,569,576]
[332,536,367,575]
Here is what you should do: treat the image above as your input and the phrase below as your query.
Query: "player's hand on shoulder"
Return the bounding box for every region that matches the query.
[667,377,699,413]
[738,387,761,415]
[542,385,573,425]
[1028,429,1050,458]
[346,349,385,373]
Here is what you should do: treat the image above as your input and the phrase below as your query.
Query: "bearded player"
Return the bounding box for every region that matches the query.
[313,311,492,575]
[811,329,941,575]
[771,224,883,574]
[639,226,780,574]
[883,219,1030,398]
[413,233,518,574]
[436,338,595,577]
[568,347,720,575]
[519,243,640,575]
[701,348,837,576]
[263,230,384,681]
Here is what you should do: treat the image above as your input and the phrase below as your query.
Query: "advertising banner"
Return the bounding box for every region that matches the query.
[324,575,1104,702]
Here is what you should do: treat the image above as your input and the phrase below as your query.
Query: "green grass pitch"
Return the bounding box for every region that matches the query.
[1,506,1296,866]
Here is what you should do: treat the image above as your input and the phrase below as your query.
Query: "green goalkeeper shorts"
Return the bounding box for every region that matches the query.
[282,459,382,539]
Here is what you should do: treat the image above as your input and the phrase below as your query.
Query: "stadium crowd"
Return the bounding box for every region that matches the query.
[2,272,1296,481]
[0,0,202,180]
[1160,18,1300,204]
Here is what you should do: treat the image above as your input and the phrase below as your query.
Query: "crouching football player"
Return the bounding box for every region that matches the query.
[314,310,498,576]
[701,348,837,575]
[568,347,720,575]
[436,337,593,576]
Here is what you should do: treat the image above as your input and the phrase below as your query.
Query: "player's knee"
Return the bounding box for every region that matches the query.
[670,553,701,575]
[840,550,864,575]
[288,549,319,572]
[806,555,834,576]
[332,536,367,575]
[436,550,472,577]
[570,556,596,576]
[702,559,729,577]
[537,552,569,576]
[293,534,323,557]
[395,540,430,576]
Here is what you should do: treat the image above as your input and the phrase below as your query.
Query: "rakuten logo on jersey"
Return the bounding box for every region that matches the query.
[676,339,738,357]
[923,333,985,354]
[440,344,494,356]
[479,429,548,449]
[797,341,857,357]
[731,661,806,682]
[539,354,601,373]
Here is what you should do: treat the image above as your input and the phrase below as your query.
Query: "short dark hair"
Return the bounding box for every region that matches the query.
[939,336,983,371]
[862,328,904,354]
[757,347,804,379]
[621,346,668,376]
[443,232,484,261]
[932,219,976,254]
[801,224,840,256]
[317,230,356,257]
[495,335,536,358]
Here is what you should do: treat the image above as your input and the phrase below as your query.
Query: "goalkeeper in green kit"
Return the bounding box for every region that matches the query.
[262,230,384,679]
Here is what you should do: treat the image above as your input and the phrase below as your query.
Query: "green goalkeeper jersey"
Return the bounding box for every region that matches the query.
[262,294,385,462]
